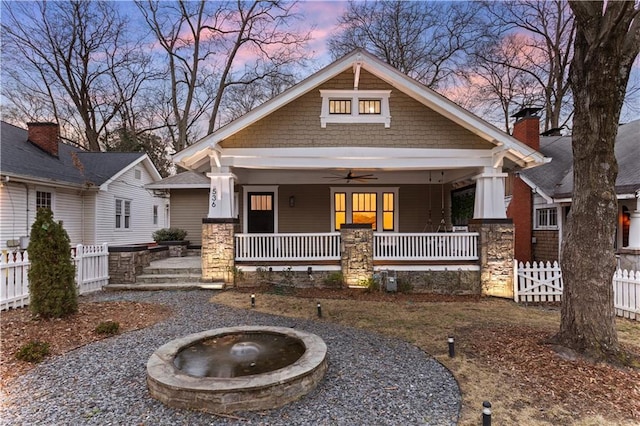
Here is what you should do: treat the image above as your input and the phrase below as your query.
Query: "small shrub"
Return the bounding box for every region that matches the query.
[95,321,120,335]
[16,340,50,363]
[397,278,413,293]
[323,272,344,287]
[152,227,187,242]
[362,277,379,292]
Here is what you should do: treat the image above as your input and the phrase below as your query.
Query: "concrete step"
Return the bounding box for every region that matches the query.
[136,273,203,284]
[142,267,202,275]
[104,282,224,291]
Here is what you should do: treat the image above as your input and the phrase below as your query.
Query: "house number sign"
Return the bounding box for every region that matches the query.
[211,187,217,208]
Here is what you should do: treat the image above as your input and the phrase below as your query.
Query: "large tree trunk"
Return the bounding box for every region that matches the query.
[556,1,639,359]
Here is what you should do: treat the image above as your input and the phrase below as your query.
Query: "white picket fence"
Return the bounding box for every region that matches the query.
[514,261,640,320]
[0,243,110,311]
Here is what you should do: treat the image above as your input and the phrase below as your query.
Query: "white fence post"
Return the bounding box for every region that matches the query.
[515,261,639,321]
[75,244,84,292]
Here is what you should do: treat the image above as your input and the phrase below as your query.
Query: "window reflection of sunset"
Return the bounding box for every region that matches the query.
[352,193,377,230]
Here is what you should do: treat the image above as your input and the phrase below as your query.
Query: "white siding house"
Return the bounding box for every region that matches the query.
[0,121,169,249]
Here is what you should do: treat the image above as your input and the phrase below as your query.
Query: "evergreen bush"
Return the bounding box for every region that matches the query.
[152,227,187,242]
[15,340,50,363]
[28,208,77,318]
[95,321,120,335]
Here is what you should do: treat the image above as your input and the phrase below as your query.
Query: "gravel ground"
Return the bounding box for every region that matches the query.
[1,290,461,425]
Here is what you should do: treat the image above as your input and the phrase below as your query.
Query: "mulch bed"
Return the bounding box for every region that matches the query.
[463,325,640,421]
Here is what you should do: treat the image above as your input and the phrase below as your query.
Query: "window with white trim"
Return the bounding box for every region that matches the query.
[36,191,52,211]
[115,199,131,229]
[153,205,158,225]
[320,90,391,127]
[331,187,398,231]
[535,207,558,229]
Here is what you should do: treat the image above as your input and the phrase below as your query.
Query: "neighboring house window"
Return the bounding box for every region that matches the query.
[536,207,558,229]
[135,169,142,180]
[320,89,391,128]
[331,187,398,232]
[115,199,131,229]
[153,205,158,225]
[36,191,52,211]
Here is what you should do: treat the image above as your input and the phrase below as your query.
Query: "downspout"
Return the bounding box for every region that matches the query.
[20,181,30,236]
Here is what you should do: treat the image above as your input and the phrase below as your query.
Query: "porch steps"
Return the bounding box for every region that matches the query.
[104,255,224,291]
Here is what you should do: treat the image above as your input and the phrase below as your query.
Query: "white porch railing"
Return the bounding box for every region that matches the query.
[514,261,639,321]
[374,232,479,261]
[235,233,341,261]
[1,243,110,311]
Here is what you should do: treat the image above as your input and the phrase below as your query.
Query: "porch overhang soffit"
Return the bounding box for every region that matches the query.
[215,147,496,170]
[172,49,548,171]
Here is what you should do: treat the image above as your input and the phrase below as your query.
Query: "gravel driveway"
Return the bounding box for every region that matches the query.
[1,290,460,425]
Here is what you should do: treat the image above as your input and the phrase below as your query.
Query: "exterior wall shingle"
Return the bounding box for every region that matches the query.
[220,70,493,150]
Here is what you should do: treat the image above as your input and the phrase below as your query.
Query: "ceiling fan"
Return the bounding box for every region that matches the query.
[323,170,378,183]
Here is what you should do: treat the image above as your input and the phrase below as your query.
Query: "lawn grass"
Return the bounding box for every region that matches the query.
[211,291,640,425]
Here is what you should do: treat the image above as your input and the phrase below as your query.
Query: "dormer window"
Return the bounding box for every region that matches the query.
[320,89,391,128]
[329,99,351,114]
[359,99,381,114]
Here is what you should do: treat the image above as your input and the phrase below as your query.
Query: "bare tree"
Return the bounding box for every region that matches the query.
[327,0,487,89]
[137,0,311,152]
[484,0,575,132]
[218,72,297,123]
[556,1,639,359]
[1,1,151,151]
[205,1,311,134]
[461,34,544,132]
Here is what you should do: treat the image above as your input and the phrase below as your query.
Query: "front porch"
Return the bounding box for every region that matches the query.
[203,222,512,297]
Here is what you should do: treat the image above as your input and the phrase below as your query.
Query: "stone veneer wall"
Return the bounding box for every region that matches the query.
[202,219,237,286]
[340,224,374,287]
[468,219,515,298]
[233,269,343,289]
[108,246,170,284]
[397,270,480,294]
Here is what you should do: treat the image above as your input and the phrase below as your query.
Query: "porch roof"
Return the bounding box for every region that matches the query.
[174,49,547,173]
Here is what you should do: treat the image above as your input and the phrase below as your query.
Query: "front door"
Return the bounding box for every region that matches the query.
[247,192,274,233]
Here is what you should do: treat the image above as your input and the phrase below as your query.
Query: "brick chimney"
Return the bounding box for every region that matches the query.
[511,107,541,150]
[27,122,59,157]
[507,107,541,263]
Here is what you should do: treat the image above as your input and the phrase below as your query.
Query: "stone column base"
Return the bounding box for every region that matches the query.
[340,224,373,287]
[202,219,237,287]
[469,219,515,298]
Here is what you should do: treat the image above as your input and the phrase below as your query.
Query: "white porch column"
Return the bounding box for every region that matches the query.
[473,167,508,219]
[207,172,236,219]
[627,190,640,249]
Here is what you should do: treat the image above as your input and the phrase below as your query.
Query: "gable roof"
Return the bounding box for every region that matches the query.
[146,170,210,189]
[521,119,640,200]
[0,121,162,189]
[173,49,547,171]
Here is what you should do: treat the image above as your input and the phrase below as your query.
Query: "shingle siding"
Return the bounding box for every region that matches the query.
[220,70,492,150]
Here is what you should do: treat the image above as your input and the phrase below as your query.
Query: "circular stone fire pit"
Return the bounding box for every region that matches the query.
[146,326,328,414]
